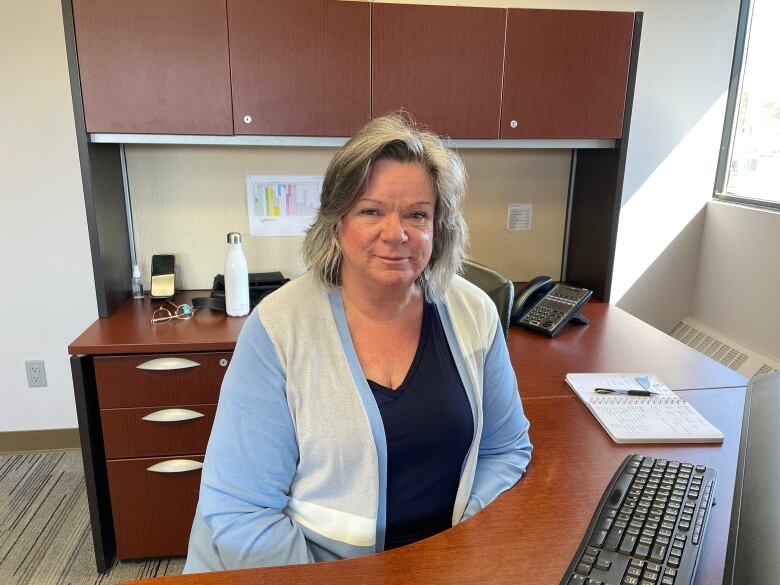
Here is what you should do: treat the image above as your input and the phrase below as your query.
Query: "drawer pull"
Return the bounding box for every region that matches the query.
[147,459,204,473]
[136,357,201,371]
[142,409,205,423]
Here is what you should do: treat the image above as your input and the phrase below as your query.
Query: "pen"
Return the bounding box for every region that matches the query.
[594,388,659,396]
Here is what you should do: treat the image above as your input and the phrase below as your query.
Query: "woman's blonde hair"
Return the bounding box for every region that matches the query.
[303,113,468,301]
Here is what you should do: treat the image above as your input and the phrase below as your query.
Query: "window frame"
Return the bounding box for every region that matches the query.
[714,0,780,212]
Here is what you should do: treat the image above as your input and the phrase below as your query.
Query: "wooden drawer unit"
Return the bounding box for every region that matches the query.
[94,352,231,408]
[101,405,217,459]
[93,350,230,559]
[107,455,205,558]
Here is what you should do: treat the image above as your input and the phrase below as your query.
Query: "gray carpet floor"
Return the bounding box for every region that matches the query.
[0,451,184,585]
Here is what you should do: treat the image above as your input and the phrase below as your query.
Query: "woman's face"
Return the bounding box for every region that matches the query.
[338,159,435,297]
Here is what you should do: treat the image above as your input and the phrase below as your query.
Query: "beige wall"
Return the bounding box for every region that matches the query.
[0,0,98,432]
[693,202,780,361]
[128,146,570,288]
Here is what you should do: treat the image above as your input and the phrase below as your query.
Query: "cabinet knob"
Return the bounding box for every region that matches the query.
[243,115,252,124]
[136,357,201,371]
[147,459,204,474]
[142,408,205,423]
[219,358,229,367]
[510,120,518,129]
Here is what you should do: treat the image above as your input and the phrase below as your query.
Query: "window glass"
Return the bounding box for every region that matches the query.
[723,0,780,206]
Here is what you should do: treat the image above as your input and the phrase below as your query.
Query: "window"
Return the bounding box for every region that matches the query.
[715,0,780,210]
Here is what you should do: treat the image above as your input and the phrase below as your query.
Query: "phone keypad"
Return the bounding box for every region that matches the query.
[518,284,592,336]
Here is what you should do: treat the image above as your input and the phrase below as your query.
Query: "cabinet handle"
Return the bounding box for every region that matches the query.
[147,459,204,473]
[136,357,201,371]
[142,408,205,423]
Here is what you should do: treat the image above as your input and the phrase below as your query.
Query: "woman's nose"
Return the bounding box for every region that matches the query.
[380,214,408,243]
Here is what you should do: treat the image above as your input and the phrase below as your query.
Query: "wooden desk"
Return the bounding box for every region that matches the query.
[69,295,747,574]
[509,302,747,397]
[129,387,745,585]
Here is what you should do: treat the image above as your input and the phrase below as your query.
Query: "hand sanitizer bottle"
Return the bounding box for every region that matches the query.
[132,264,144,299]
[225,232,250,316]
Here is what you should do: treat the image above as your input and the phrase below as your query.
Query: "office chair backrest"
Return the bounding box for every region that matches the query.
[460,260,514,338]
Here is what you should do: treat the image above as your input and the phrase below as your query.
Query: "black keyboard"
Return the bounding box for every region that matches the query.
[561,454,717,585]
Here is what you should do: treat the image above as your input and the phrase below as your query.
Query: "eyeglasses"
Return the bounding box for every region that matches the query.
[151,301,196,324]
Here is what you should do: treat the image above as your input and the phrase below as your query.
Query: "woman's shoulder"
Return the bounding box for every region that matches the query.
[254,271,333,331]
[444,274,495,313]
[257,271,324,308]
[440,274,499,343]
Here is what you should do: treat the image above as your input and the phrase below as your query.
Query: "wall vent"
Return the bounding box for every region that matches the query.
[669,318,779,379]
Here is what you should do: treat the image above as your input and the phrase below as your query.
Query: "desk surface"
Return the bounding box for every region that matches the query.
[510,303,748,394]
[131,386,745,585]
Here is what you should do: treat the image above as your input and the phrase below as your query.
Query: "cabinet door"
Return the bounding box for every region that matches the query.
[228,0,370,136]
[372,3,505,138]
[501,9,634,139]
[72,0,233,135]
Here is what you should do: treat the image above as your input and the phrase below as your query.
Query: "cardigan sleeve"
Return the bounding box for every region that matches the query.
[184,311,313,571]
[462,325,533,520]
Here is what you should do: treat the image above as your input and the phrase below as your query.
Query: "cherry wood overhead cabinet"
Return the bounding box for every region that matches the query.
[71,0,233,135]
[501,9,634,139]
[372,3,505,138]
[228,0,371,136]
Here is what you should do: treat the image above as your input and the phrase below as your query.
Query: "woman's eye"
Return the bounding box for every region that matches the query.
[360,209,380,216]
[409,212,428,221]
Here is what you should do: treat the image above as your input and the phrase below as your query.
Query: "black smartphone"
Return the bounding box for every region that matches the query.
[150,254,176,299]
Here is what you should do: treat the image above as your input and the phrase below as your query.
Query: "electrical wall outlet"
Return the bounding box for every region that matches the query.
[25,360,47,388]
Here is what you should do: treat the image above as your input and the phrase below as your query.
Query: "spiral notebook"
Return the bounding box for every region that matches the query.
[565,373,724,444]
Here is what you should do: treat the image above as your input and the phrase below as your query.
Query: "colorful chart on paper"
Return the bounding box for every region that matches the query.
[246,175,323,237]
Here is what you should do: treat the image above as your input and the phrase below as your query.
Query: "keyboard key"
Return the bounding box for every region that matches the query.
[568,575,587,585]
[626,566,642,578]
[635,543,650,559]
[622,577,639,585]
[604,528,625,551]
[589,529,609,547]
[576,562,592,575]
[649,543,668,562]
[619,533,638,555]
[596,558,612,571]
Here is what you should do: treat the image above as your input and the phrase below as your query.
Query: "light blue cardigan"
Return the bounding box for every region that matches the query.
[184,271,532,573]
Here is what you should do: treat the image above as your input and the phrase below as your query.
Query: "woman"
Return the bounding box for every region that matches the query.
[184,114,532,572]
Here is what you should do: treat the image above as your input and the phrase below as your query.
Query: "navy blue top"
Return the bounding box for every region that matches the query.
[368,302,474,550]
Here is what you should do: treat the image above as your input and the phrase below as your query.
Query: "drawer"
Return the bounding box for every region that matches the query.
[107,455,204,559]
[94,352,231,408]
[101,404,217,459]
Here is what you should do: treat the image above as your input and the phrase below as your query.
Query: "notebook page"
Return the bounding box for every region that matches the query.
[590,399,724,443]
